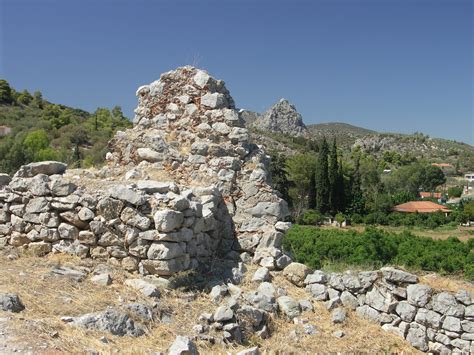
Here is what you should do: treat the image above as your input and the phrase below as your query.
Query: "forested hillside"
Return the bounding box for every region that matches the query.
[0,79,131,174]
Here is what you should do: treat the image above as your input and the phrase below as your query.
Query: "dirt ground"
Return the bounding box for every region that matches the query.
[0,252,423,354]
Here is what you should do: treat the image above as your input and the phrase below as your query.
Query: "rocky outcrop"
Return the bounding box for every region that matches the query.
[0,66,290,275]
[247,99,308,137]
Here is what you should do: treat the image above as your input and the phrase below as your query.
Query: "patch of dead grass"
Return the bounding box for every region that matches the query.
[0,254,423,353]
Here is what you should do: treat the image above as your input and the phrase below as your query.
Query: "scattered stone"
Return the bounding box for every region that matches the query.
[277,296,301,319]
[124,279,160,298]
[91,273,112,286]
[213,306,233,322]
[283,262,311,287]
[236,346,260,355]
[380,267,418,284]
[168,335,199,355]
[69,308,145,337]
[0,293,25,312]
[333,330,345,338]
[331,308,347,324]
[252,267,270,282]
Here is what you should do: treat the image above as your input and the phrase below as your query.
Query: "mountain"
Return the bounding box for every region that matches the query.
[307,122,376,147]
[243,98,308,137]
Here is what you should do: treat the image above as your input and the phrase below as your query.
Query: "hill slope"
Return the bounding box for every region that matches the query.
[0,79,131,174]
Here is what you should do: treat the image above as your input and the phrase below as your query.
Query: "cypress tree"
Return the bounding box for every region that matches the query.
[316,137,330,213]
[328,138,339,214]
[337,159,345,212]
[350,154,364,214]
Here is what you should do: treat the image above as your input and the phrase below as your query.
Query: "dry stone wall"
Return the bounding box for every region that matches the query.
[0,66,291,276]
[299,265,473,353]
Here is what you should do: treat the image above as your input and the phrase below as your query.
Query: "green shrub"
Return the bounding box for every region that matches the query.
[283,225,473,279]
[302,209,323,225]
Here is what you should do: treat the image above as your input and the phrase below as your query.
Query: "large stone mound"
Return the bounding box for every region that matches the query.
[0,66,291,276]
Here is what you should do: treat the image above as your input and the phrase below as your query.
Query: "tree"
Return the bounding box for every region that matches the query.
[23,129,51,161]
[421,165,446,192]
[269,152,290,204]
[286,153,317,219]
[315,137,330,214]
[349,154,365,214]
[33,91,44,109]
[17,90,33,105]
[463,200,474,221]
[328,138,340,213]
[448,186,463,198]
[0,79,14,104]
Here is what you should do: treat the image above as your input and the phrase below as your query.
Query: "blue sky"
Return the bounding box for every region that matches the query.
[1,0,472,144]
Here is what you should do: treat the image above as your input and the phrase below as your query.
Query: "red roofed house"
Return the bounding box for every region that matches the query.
[393,201,451,216]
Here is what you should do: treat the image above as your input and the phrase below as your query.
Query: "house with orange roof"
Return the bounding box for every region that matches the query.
[393,201,451,216]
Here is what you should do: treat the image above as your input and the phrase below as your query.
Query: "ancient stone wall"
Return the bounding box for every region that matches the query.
[299,265,473,353]
[0,66,291,275]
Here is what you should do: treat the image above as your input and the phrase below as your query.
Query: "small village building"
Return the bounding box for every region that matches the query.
[393,201,451,216]
[464,173,474,183]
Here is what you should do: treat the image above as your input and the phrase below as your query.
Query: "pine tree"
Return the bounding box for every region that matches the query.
[328,138,339,213]
[316,137,330,213]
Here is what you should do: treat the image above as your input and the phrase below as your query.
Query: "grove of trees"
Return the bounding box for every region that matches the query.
[0,79,132,173]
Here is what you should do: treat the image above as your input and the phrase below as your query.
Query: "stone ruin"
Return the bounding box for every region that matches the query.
[0,67,472,353]
[0,66,291,277]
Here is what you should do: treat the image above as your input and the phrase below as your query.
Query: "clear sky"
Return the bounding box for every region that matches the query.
[1,0,472,144]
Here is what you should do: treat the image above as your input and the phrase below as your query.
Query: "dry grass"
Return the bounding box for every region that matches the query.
[419,273,474,294]
[0,254,423,353]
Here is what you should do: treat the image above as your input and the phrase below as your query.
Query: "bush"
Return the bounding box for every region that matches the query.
[302,209,323,225]
[283,225,473,279]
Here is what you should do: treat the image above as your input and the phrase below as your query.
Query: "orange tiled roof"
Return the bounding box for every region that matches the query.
[393,201,451,213]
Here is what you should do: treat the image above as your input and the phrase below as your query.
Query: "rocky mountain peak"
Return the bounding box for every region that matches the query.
[251,98,308,137]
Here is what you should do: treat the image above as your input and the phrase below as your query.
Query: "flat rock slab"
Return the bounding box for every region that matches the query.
[14,161,67,178]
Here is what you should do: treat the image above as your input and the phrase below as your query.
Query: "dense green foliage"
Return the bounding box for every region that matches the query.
[283,225,474,279]
[0,79,132,173]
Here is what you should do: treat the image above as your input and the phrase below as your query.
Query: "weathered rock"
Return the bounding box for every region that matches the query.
[110,185,146,206]
[252,267,271,282]
[356,305,381,324]
[430,292,465,318]
[69,308,145,337]
[168,335,199,355]
[97,197,124,220]
[331,308,347,324]
[283,262,311,287]
[415,308,442,329]
[380,267,418,284]
[154,210,184,232]
[406,323,428,351]
[91,273,112,286]
[277,296,300,319]
[213,305,233,322]
[442,315,462,332]
[306,283,328,301]
[124,279,160,298]
[395,301,417,322]
[340,291,359,310]
[406,284,432,307]
[250,99,308,137]
[0,293,25,312]
[15,161,67,178]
